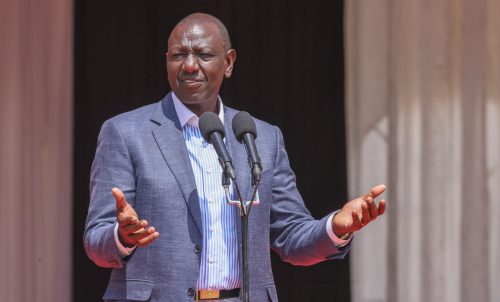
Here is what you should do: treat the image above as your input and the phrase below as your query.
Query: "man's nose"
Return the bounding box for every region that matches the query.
[182,54,199,73]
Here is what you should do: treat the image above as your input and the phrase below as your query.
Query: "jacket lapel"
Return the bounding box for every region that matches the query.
[151,93,202,235]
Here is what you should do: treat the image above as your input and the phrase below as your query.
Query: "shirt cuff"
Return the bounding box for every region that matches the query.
[326,211,353,247]
[114,223,137,257]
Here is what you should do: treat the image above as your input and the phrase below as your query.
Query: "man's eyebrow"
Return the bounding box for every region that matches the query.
[169,44,215,51]
[192,44,215,50]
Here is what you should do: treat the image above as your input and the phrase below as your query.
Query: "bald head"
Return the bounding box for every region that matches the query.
[165,12,237,116]
[170,13,232,51]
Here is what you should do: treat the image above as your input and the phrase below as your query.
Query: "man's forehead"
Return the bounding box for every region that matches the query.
[168,22,220,46]
[170,22,219,42]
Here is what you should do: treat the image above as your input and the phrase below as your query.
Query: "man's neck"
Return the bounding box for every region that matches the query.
[171,92,224,128]
[183,99,219,117]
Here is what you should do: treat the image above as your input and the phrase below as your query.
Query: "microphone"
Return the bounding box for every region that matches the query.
[199,111,236,180]
[232,111,262,183]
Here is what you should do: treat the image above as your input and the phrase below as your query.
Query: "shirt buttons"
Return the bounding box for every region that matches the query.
[210,226,215,232]
[209,257,215,263]
[206,169,212,174]
[208,199,214,204]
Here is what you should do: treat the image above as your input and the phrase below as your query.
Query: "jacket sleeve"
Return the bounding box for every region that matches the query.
[269,126,350,266]
[83,119,137,268]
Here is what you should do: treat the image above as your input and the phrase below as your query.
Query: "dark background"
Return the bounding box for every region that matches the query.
[73,1,348,301]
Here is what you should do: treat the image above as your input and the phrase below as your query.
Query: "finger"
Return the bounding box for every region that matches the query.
[378,199,386,215]
[121,220,148,234]
[117,212,138,226]
[112,188,128,211]
[128,226,156,240]
[361,202,371,226]
[120,227,155,245]
[137,231,160,247]
[366,197,378,220]
[364,184,386,200]
[351,211,362,231]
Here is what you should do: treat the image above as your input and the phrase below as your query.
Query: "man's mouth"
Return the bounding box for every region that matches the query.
[179,78,205,87]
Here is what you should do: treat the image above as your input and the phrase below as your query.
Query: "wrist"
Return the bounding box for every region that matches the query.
[118,231,135,248]
[338,232,353,240]
[120,238,135,248]
[114,223,137,257]
[332,211,351,239]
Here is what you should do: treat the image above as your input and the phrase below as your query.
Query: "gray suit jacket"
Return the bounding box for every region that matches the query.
[84,93,350,302]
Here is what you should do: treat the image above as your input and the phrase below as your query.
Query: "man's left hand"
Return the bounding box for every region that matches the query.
[332,184,387,237]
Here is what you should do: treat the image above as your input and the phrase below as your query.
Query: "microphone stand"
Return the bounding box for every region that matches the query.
[222,166,260,302]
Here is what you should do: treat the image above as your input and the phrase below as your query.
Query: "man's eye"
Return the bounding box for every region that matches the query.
[170,53,185,60]
[198,53,214,60]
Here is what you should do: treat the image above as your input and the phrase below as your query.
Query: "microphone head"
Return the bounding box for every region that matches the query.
[199,111,225,142]
[232,111,257,142]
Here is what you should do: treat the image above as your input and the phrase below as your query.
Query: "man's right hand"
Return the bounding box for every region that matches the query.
[112,188,160,247]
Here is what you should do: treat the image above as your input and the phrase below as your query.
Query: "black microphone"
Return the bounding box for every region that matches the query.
[199,111,236,180]
[232,111,262,183]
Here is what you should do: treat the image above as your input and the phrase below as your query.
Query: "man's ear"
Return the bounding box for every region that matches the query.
[224,49,237,78]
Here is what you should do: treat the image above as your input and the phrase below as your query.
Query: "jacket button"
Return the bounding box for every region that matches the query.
[194,243,202,253]
[187,287,195,296]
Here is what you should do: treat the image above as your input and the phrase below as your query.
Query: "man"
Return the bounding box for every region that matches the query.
[84,13,386,302]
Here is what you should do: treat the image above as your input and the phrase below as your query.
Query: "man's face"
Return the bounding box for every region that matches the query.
[166,22,235,113]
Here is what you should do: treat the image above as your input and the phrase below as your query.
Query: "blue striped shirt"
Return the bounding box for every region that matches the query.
[172,93,241,290]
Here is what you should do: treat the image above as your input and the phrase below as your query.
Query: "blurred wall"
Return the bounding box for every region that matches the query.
[346,0,500,301]
[0,0,73,301]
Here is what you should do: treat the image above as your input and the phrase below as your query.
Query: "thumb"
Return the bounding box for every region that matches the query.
[112,187,128,211]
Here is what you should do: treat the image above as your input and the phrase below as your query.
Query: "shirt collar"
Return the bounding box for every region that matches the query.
[171,92,225,128]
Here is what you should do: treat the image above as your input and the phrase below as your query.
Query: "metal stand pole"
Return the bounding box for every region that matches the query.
[222,170,259,302]
[241,211,250,302]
